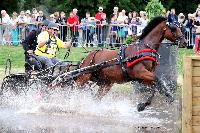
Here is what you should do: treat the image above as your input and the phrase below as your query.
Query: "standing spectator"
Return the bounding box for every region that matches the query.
[101,13,108,45]
[186,13,195,47]
[109,14,118,47]
[113,6,119,18]
[117,10,128,44]
[36,11,46,27]
[25,10,34,34]
[80,12,90,46]
[49,14,56,23]
[117,9,128,24]
[139,11,148,27]
[128,12,132,24]
[196,4,200,13]
[178,13,187,35]
[32,8,39,18]
[54,11,60,21]
[31,14,37,22]
[123,19,129,40]
[168,8,178,25]
[73,8,79,21]
[95,6,105,46]
[17,11,27,41]
[56,11,66,25]
[67,12,79,47]
[56,11,67,41]
[87,17,96,47]
[165,10,171,18]
[11,12,19,45]
[129,11,140,36]
[194,10,200,54]
[0,10,11,45]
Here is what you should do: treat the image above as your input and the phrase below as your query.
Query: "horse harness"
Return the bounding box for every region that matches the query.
[118,44,159,81]
[86,46,159,82]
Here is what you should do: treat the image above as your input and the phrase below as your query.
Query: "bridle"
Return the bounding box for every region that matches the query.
[167,23,185,46]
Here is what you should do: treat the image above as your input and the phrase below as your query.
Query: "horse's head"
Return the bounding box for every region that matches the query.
[163,22,187,48]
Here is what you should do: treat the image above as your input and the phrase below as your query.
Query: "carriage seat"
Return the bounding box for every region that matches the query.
[25,54,72,77]
[25,54,44,73]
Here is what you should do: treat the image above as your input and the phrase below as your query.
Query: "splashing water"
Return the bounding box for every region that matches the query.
[0,84,178,133]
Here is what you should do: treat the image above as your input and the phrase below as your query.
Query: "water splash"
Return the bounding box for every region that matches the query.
[0,84,179,133]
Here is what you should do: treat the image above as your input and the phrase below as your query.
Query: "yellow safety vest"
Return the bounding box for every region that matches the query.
[34,31,64,58]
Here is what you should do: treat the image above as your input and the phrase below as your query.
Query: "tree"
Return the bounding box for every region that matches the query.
[145,0,165,20]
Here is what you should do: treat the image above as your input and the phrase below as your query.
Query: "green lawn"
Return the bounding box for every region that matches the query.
[0,45,194,75]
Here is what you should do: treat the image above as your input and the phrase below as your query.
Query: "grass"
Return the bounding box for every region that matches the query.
[0,45,195,75]
[177,48,194,74]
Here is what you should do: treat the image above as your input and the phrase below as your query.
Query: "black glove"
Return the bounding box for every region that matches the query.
[46,39,51,45]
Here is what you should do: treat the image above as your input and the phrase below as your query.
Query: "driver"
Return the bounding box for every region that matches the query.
[22,19,50,72]
[34,22,71,71]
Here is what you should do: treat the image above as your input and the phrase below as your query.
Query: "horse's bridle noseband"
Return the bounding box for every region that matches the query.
[167,23,184,46]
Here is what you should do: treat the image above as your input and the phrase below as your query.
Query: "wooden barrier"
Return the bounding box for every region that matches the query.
[182,56,200,133]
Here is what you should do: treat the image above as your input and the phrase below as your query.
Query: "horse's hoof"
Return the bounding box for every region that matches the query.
[137,103,146,112]
[166,95,175,104]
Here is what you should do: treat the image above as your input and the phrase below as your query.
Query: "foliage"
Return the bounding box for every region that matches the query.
[125,36,135,44]
[0,0,200,20]
[145,0,165,20]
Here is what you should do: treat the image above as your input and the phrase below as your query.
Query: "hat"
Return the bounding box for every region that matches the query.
[188,13,195,18]
[48,22,59,30]
[98,7,103,11]
[50,14,55,18]
[113,7,118,11]
[178,13,185,17]
[73,8,78,12]
[26,10,31,14]
[41,20,50,26]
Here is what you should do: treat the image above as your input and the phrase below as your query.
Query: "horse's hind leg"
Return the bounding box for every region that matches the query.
[95,84,112,100]
[76,73,92,87]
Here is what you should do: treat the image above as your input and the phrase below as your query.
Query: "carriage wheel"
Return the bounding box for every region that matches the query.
[0,75,29,96]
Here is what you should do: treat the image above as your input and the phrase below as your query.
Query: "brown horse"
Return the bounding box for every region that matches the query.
[51,16,187,111]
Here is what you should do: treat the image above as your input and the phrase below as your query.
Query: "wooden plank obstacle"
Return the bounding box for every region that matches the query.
[182,56,200,133]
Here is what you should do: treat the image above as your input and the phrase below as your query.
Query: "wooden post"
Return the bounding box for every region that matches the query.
[182,57,192,133]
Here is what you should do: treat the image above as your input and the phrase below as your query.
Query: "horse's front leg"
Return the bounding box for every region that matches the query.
[135,70,174,111]
[137,84,156,112]
[154,76,174,103]
[135,70,156,111]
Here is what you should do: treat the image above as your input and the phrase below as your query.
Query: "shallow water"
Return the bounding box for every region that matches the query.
[0,85,180,133]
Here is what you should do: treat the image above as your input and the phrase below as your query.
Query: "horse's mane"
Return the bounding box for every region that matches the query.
[139,16,167,40]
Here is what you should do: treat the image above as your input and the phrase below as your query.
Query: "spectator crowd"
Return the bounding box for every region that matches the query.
[0,4,200,51]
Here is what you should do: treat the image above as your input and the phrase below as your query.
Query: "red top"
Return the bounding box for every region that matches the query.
[194,35,200,54]
[95,12,103,28]
[67,16,79,31]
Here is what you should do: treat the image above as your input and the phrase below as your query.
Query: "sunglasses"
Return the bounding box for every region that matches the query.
[51,28,58,31]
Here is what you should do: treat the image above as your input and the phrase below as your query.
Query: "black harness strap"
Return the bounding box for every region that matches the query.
[90,49,103,65]
[118,45,132,81]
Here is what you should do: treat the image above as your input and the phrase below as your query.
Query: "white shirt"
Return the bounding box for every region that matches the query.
[2,14,11,25]
[117,15,128,23]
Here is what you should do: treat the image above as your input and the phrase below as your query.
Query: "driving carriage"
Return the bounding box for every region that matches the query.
[0,16,187,111]
[0,49,76,95]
